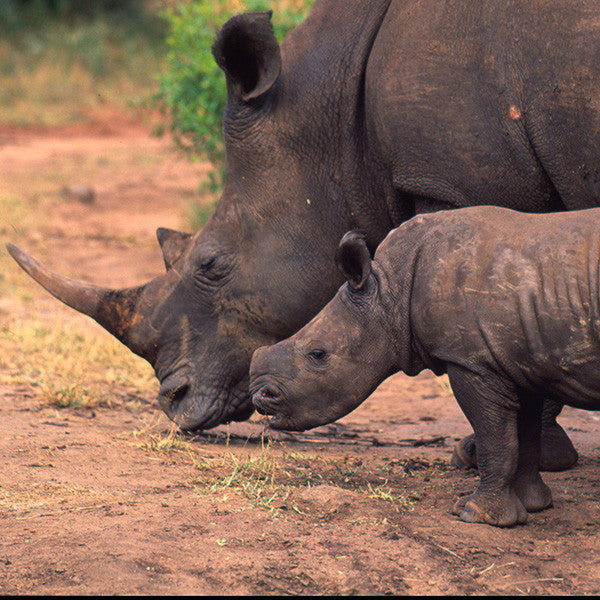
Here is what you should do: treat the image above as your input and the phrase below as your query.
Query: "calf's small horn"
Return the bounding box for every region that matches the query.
[6,243,145,350]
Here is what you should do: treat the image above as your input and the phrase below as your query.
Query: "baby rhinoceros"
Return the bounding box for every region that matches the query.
[249,206,600,527]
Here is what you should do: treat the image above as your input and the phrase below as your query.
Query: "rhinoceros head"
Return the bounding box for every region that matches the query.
[249,231,398,431]
[4,224,240,428]
[7,9,391,431]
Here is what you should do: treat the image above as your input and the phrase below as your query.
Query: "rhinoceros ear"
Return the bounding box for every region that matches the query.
[213,11,281,102]
[156,228,192,270]
[335,231,372,291]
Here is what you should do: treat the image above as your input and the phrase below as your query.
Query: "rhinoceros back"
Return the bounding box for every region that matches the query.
[367,0,600,217]
[385,207,600,408]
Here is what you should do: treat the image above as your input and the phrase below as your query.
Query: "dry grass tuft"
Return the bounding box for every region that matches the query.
[130,426,418,517]
[0,314,157,409]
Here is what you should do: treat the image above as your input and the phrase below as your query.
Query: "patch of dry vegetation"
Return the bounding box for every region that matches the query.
[0,314,156,409]
[0,166,157,411]
[131,425,419,517]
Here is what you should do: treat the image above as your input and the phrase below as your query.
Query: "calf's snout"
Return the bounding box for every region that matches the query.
[249,342,297,413]
[249,342,295,381]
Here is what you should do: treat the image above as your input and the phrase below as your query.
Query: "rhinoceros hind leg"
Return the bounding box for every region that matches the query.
[511,392,554,513]
[512,477,553,513]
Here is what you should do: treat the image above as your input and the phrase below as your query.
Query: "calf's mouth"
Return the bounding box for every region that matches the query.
[249,378,295,430]
[251,382,282,415]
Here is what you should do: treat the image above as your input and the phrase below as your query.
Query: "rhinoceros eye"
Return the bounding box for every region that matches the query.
[200,257,216,272]
[192,250,232,284]
[307,349,329,364]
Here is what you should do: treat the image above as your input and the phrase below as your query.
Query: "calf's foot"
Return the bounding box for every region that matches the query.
[451,423,578,472]
[452,488,528,527]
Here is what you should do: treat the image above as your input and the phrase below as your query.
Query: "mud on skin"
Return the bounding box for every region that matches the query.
[250,207,600,527]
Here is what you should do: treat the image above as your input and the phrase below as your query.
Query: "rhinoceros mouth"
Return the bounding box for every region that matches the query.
[156,365,254,431]
[167,385,254,432]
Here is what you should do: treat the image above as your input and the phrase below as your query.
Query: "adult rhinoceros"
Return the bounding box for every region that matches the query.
[8,0,600,471]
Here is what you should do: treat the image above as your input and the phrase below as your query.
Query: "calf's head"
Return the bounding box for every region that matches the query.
[249,231,397,431]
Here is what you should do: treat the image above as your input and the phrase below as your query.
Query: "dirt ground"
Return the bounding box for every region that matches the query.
[2,115,600,596]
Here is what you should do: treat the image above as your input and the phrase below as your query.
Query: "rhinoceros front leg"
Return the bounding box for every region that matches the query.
[446,365,528,527]
[451,397,578,472]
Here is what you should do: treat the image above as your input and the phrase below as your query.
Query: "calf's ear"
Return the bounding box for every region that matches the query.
[335,231,372,291]
[213,11,281,102]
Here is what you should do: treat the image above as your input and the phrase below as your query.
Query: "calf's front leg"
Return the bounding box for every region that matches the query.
[447,364,527,527]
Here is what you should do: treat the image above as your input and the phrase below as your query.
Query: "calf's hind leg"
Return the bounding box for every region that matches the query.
[447,364,527,527]
[539,398,578,471]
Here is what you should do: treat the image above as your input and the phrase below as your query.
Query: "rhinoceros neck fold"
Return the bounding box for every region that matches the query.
[374,231,433,378]
[281,0,395,232]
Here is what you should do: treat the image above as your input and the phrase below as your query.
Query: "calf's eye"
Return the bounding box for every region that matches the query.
[200,257,216,271]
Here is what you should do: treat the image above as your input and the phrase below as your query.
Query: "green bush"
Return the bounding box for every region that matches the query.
[154,0,315,211]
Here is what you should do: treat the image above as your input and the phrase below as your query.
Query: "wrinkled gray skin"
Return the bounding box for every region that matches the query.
[7,2,600,459]
[250,207,600,527]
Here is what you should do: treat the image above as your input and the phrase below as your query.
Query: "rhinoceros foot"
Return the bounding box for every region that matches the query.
[452,489,528,527]
[538,423,579,472]
[512,476,553,513]
[451,424,578,472]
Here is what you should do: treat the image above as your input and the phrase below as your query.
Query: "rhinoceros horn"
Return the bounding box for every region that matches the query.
[6,243,147,353]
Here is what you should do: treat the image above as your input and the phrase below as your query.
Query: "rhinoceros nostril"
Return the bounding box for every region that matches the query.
[162,383,190,410]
